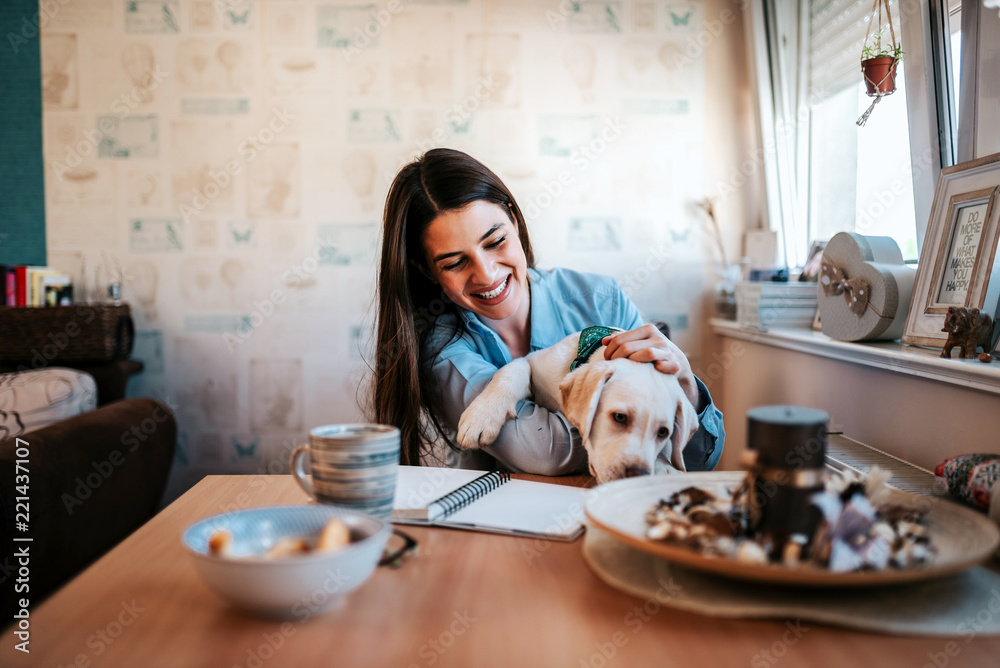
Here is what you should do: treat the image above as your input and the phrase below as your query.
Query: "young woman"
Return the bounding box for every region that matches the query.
[372,148,724,473]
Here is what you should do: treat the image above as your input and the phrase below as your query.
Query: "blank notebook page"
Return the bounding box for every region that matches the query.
[393,467,488,512]
[393,466,587,538]
[445,479,585,536]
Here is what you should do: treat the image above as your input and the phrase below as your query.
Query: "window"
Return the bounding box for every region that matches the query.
[949,0,961,122]
[811,58,919,259]
[808,1,917,260]
[747,0,997,268]
[956,0,1000,160]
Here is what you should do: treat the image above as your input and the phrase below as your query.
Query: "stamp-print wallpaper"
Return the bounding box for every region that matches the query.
[40,0,753,502]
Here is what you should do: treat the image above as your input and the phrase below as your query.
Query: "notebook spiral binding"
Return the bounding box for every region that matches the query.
[431,471,511,518]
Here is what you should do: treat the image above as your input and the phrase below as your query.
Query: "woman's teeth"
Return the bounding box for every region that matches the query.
[475,277,509,299]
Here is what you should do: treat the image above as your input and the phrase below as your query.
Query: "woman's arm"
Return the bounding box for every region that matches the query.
[431,347,588,476]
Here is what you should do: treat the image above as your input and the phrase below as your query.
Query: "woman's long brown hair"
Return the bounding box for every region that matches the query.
[372,148,534,466]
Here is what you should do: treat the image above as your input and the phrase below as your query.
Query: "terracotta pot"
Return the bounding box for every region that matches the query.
[861,56,898,96]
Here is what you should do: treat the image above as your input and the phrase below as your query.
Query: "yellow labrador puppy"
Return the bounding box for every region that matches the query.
[457,330,699,484]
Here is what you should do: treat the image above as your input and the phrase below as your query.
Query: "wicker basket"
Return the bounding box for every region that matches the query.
[0,304,135,365]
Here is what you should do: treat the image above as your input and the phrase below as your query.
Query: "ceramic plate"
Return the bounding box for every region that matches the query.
[584,472,1000,587]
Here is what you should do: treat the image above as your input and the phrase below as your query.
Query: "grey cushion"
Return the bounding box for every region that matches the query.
[0,367,97,440]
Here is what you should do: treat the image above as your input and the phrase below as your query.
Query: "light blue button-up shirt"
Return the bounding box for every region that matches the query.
[426,267,725,475]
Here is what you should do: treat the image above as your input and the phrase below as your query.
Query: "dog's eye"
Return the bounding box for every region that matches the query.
[657,427,669,439]
[612,412,627,424]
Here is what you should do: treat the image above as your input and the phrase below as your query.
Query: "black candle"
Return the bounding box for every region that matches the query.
[745,405,829,540]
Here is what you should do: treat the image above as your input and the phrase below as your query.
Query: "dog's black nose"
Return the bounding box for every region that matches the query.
[624,465,651,478]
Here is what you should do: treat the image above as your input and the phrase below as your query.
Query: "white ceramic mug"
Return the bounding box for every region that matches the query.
[290,424,400,520]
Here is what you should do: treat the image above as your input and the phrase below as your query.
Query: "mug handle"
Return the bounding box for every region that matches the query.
[290,445,315,499]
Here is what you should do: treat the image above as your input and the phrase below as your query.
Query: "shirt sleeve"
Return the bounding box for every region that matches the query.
[682,377,725,471]
[431,342,589,476]
[614,283,645,330]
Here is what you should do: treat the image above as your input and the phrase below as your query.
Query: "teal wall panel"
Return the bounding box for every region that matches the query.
[0,0,46,266]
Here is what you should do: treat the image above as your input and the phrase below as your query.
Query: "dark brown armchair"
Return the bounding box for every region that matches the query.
[0,397,176,625]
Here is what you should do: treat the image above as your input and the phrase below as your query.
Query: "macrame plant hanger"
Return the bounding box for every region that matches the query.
[856,0,899,127]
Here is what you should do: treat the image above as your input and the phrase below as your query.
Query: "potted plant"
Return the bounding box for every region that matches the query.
[861,30,904,96]
[696,197,741,320]
[856,0,902,126]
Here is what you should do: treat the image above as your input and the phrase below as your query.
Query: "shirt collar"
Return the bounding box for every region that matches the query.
[456,307,511,366]
[457,307,487,332]
[527,267,561,351]
[454,267,557,358]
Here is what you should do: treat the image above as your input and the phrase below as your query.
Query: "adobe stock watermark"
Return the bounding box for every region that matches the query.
[660,5,740,70]
[11,305,97,372]
[750,620,810,667]
[215,474,286,518]
[578,576,684,668]
[50,67,171,179]
[7,0,71,54]
[709,86,831,205]
[230,569,356,668]
[521,116,628,221]
[856,147,934,234]
[617,240,675,298]
[232,626,296,668]
[396,466,470,508]
[179,106,295,223]
[222,288,285,352]
[649,294,811,392]
[386,75,499,182]
[520,502,588,566]
[406,610,478,667]
[50,600,145,667]
[342,0,406,63]
[222,234,340,351]
[243,565,420,668]
[213,0,250,21]
[924,587,1000,668]
[60,403,174,514]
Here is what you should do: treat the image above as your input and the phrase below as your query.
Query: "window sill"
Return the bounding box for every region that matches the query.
[709,318,1000,396]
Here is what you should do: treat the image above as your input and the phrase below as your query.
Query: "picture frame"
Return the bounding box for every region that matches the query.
[799,239,828,283]
[901,152,1000,350]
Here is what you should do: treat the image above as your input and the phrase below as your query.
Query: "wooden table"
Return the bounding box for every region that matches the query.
[3,474,999,668]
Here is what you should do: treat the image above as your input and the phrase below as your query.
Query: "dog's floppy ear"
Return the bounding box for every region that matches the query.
[559,361,616,442]
[669,396,700,472]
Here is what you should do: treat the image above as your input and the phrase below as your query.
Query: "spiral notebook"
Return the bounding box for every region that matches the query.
[391,466,587,541]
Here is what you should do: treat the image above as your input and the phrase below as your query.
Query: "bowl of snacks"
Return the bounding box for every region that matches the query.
[182,505,391,617]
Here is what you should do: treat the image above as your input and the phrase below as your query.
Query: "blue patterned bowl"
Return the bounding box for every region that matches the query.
[182,505,390,617]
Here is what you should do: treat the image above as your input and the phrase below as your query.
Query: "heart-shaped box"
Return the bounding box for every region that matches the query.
[818,232,916,341]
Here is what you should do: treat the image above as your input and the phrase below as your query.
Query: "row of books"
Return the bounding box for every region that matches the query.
[2,265,74,307]
[736,281,818,330]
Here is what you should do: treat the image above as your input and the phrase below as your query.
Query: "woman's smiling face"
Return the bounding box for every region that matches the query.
[422,200,529,326]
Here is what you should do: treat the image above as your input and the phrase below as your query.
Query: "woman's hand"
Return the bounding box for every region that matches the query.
[602,324,701,409]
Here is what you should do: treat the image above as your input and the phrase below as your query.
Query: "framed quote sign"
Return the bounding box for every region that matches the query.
[902,153,1000,349]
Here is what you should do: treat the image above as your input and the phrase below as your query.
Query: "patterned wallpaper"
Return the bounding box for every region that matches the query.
[39,0,748,502]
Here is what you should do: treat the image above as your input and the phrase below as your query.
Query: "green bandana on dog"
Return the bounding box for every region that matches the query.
[570,326,623,371]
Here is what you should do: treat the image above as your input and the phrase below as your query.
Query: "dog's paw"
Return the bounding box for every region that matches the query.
[457,397,516,450]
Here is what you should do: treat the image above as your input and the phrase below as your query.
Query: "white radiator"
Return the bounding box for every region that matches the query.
[824,433,945,498]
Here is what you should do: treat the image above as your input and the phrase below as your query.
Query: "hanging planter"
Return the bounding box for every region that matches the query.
[861,55,899,96]
[856,0,903,127]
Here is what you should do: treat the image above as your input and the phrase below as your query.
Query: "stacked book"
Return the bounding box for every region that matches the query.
[736,281,819,330]
[1,265,73,306]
